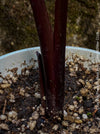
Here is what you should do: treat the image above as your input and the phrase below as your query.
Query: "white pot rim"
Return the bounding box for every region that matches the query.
[0,46,100,60]
[0,46,100,78]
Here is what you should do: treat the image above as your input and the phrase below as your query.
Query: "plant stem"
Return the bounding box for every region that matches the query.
[30,0,56,114]
[54,0,68,113]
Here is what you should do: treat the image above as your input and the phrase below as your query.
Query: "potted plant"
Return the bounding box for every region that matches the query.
[0,46,100,133]
[0,0,100,133]
[29,0,68,119]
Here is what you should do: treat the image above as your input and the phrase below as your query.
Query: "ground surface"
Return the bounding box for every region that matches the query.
[0,56,100,133]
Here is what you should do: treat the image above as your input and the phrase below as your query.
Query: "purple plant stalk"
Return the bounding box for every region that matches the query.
[54,0,68,114]
[30,0,68,118]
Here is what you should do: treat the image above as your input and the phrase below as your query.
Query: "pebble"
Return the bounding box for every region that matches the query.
[35,85,39,91]
[70,62,74,66]
[85,70,90,74]
[89,128,96,133]
[43,96,46,100]
[25,70,30,75]
[25,93,30,97]
[21,118,26,121]
[89,79,93,82]
[75,119,82,124]
[1,83,11,88]
[2,80,8,84]
[0,123,9,130]
[73,113,78,117]
[29,117,33,120]
[40,106,45,116]
[83,126,89,132]
[78,79,85,85]
[32,111,39,120]
[78,107,84,114]
[80,88,89,96]
[12,119,17,124]
[12,77,17,82]
[82,114,88,119]
[34,92,41,99]
[86,82,92,89]
[73,101,78,105]
[32,107,35,111]
[61,129,69,134]
[0,90,3,94]
[36,106,40,112]
[0,115,7,120]
[64,115,74,122]
[70,123,76,131]
[69,72,76,76]
[79,97,83,103]
[69,68,74,72]
[8,80,12,84]
[76,116,80,120]
[38,130,49,134]
[74,104,78,108]
[69,105,75,111]
[28,120,36,130]
[52,124,59,131]
[62,121,68,127]
[21,124,25,132]
[76,125,80,129]
[95,98,99,103]
[87,121,92,127]
[19,88,25,96]
[94,85,100,90]
[9,93,15,103]
[94,105,98,110]
[75,66,78,71]
[94,81,99,85]
[64,110,68,117]
[8,111,17,119]
[98,121,100,128]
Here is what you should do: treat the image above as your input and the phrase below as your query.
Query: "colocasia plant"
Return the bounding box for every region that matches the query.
[30,0,68,119]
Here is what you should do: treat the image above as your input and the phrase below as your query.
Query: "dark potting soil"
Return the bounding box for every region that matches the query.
[0,56,100,134]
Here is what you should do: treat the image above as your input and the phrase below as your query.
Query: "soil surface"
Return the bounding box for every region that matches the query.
[0,56,100,134]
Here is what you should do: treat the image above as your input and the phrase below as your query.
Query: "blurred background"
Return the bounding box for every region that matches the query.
[0,0,100,56]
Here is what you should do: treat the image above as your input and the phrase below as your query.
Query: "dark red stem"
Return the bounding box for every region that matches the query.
[30,0,56,114]
[54,0,68,112]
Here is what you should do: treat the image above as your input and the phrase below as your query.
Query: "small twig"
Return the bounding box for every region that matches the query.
[92,109,98,117]
[2,99,7,115]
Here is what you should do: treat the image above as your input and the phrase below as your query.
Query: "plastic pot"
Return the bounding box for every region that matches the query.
[0,46,100,80]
